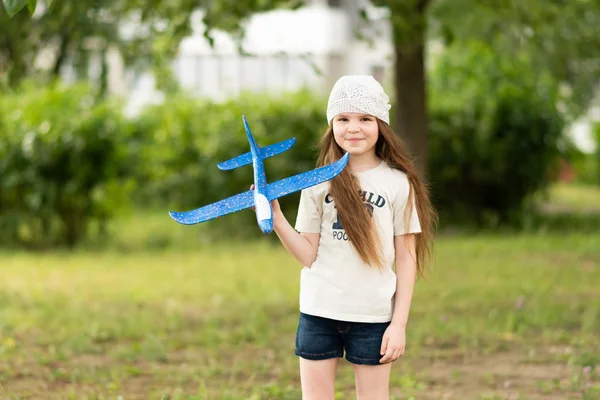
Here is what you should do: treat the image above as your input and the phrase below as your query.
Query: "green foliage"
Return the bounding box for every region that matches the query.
[131,57,574,234]
[2,0,29,17]
[595,122,600,184]
[568,147,599,186]
[0,0,120,89]
[428,41,565,225]
[134,61,568,236]
[429,0,600,121]
[0,82,135,247]
[1,0,307,91]
[0,71,578,246]
[132,89,326,239]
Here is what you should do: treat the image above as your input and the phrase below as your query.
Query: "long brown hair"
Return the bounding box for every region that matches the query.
[316,119,437,278]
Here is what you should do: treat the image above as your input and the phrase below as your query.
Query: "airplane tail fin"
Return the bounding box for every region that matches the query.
[217,138,296,170]
[217,116,296,170]
[217,152,253,171]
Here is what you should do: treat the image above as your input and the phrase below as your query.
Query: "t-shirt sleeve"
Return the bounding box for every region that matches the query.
[294,187,322,233]
[393,178,422,235]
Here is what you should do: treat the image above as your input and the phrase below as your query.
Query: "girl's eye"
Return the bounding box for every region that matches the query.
[361,117,372,121]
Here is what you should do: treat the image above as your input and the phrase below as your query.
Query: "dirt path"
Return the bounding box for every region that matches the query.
[398,350,596,399]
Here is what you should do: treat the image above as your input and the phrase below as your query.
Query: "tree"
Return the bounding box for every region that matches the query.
[1,0,305,91]
[377,0,431,173]
[430,0,600,122]
[1,0,123,92]
[4,0,600,175]
[371,0,600,174]
[2,0,41,17]
[90,0,600,175]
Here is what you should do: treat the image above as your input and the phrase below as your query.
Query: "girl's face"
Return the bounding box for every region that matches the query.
[332,113,379,157]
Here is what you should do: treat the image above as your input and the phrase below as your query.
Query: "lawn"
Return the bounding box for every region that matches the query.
[536,183,600,213]
[1,184,599,399]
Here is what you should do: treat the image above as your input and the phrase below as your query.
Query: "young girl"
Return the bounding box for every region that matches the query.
[270,75,436,399]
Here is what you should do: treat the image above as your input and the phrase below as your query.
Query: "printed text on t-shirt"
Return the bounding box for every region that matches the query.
[324,191,386,241]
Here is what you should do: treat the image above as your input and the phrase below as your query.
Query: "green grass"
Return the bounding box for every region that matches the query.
[536,182,600,213]
[1,233,599,399]
[1,183,599,399]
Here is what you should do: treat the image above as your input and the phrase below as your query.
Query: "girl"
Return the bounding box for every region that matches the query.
[271,75,436,399]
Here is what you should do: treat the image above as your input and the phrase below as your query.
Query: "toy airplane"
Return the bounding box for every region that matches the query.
[169,115,349,234]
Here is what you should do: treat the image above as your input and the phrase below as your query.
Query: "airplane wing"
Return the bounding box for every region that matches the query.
[266,152,349,201]
[169,189,254,225]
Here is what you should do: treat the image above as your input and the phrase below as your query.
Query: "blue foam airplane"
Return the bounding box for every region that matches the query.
[169,115,349,234]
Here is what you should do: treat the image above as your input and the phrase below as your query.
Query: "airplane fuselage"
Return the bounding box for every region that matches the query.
[244,119,274,234]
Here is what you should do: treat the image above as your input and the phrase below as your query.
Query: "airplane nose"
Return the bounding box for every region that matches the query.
[258,218,274,234]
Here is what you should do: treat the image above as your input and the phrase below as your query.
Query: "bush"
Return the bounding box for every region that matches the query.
[132,89,327,238]
[595,122,600,184]
[428,41,566,225]
[135,49,569,236]
[0,83,135,248]
[0,52,574,247]
[561,122,598,186]
[568,147,598,186]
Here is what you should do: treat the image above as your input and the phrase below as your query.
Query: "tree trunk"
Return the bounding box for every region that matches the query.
[52,34,71,77]
[393,40,428,175]
[390,0,430,177]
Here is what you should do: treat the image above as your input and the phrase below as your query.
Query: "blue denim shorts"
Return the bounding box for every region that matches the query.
[295,312,391,365]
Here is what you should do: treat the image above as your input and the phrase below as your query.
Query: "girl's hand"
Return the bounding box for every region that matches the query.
[249,184,281,214]
[379,323,406,363]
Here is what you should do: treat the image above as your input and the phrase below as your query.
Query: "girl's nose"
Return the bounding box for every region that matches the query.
[348,123,360,133]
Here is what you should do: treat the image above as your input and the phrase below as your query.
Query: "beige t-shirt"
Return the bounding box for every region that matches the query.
[294,160,421,323]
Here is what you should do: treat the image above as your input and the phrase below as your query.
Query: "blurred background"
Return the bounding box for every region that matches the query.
[0,0,599,399]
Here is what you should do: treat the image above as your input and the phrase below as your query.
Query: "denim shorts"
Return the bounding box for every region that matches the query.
[294,312,391,365]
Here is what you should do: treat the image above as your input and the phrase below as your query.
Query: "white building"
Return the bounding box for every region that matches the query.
[569,101,599,153]
[124,0,394,114]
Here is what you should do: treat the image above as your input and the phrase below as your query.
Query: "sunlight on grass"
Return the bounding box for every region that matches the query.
[538,182,600,212]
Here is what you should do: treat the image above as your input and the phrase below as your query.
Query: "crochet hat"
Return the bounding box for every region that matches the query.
[326,75,391,125]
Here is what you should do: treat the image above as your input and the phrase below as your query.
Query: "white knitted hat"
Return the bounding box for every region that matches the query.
[326,75,391,125]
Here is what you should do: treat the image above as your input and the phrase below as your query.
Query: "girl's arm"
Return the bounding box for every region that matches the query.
[273,207,320,268]
[391,234,417,327]
[250,185,320,267]
[380,234,417,363]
